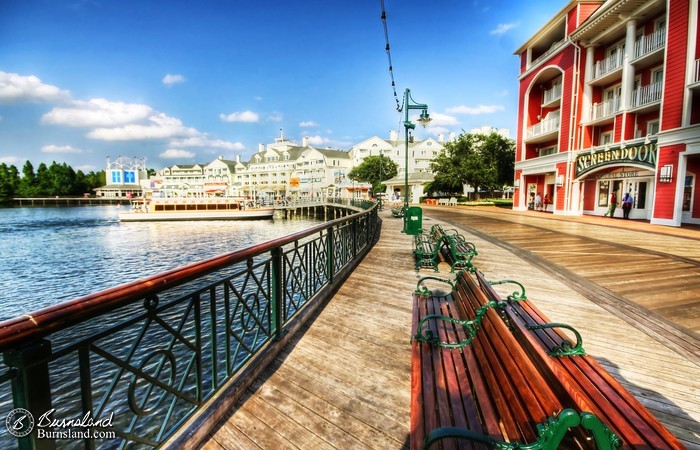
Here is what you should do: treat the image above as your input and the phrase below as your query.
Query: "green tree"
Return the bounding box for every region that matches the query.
[429,131,515,199]
[347,155,398,194]
[18,160,37,197]
[0,163,18,203]
[36,163,52,195]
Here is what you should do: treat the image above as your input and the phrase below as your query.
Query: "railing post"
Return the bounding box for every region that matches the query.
[3,339,56,450]
[327,227,335,283]
[352,216,358,259]
[270,248,285,341]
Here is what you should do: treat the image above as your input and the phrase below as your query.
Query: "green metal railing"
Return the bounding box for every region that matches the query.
[0,200,380,449]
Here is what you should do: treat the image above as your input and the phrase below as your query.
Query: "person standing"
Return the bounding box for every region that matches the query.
[609,192,617,217]
[622,192,634,219]
[535,192,542,211]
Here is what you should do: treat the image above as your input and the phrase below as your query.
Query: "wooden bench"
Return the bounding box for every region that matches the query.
[475,271,686,450]
[413,234,439,272]
[430,224,478,272]
[411,271,608,450]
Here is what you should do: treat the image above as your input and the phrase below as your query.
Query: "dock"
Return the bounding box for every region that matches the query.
[200,206,700,450]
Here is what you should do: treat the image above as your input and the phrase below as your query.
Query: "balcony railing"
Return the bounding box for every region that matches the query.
[526,116,560,140]
[694,58,700,84]
[529,38,566,68]
[634,28,666,60]
[542,84,562,105]
[589,96,621,121]
[0,200,380,449]
[631,82,663,108]
[593,52,623,80]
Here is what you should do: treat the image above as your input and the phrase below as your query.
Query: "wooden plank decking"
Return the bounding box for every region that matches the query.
[201,206,700,450]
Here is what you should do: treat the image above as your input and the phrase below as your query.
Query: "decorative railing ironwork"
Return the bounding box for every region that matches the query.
[0,200,380,449]
[633,28,665,60]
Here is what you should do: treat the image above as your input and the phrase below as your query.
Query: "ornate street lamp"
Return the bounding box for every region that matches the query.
[402,88,431,232]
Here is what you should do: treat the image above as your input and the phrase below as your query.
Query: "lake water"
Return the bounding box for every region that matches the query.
[0,206,321,321]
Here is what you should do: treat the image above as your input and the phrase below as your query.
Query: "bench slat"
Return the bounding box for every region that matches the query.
[476,271,686,450]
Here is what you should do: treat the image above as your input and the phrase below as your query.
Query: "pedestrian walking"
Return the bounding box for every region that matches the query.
[608,192,617,217]
[622,192,633,219]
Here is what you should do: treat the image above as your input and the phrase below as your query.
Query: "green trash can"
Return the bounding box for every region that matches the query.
[404,206,423,235]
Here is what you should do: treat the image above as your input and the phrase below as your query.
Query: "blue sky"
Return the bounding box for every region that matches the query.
[0,0,565,173]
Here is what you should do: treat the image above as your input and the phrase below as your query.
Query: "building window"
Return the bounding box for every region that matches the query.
[647,120,660,136]
[600,131,613,146]
[111,171,122,184]
[539,146,557,157]
[683,175,694,212]
[598,181,610,207]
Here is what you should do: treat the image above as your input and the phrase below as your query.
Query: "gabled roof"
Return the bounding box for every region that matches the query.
[318,149,350,159]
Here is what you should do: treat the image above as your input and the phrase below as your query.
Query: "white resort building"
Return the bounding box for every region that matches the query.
[109,130,463,202]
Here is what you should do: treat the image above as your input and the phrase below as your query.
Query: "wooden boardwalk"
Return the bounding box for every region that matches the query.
[201,206,700,450]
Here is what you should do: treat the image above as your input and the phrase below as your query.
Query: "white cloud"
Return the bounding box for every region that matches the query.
[490,22,520,35]
[299,121,318,127]
[41,144,82,154]
[170,136,245,151]
[161,149,196,159]
[445,104,505,115]
[87,113,198,141]
[0,156,24,164]
[0,71,70,104]
[42,98,153,127]
[427,127,451,136]
[162,74,186,86]
[496,89,509,97]
[74,164,97,172]
[219,111,259,123]
[305,135,331,146]
[422,112,459,127]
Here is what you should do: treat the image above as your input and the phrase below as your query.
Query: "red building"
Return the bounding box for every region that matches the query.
[514,0,700,226]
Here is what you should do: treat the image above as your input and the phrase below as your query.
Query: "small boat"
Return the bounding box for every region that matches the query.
[119,198,275,222]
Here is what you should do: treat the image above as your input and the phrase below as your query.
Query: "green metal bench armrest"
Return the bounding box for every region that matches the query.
[487,279,528,301]
[412,300,501,349]
[422,408,581,450]
[526,322,586,356]
[414,275,459,296]
[580,412,622,450]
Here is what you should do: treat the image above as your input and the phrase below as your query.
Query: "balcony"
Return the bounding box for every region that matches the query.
[525,116,560,144]
[630,82,662,113]
[588,96,621,125]
[591,53,623,86]
[542,84,562,108]
[633,28,666,66]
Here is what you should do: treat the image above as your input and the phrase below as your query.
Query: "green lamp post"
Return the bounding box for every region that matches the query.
[402,88,431,232]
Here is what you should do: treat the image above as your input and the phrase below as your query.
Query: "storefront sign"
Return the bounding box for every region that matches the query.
[595,171,646,180]
[575,143,657,178]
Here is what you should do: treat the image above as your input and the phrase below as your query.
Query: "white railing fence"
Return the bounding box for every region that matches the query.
[631,82,663,108]
[633,28,666,59]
